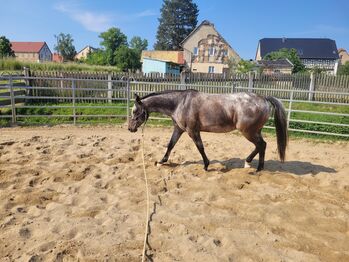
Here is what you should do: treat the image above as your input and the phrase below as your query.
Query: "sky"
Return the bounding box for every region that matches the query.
[1,0,348,59]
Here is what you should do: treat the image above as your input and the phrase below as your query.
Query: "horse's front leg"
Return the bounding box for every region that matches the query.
[158,125,184,164]
[188,131,210,171]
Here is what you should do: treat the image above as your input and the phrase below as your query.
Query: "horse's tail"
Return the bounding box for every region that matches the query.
[266,96,288,162]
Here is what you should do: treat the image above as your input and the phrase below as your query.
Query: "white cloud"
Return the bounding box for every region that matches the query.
[72,11,112,32]
[54,2,156,32]
[54,3,112,32]
[135,9,157,17]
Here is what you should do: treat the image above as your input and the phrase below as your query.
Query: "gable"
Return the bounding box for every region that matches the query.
[181,20,240,60]
[77,46,96,56]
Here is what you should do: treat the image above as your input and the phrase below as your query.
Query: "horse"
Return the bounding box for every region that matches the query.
[128,89,288,172]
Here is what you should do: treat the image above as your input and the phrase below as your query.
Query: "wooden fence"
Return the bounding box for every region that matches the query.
[19,70,349,103]
[1,75,348,138]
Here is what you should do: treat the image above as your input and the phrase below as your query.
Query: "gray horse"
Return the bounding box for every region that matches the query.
[128,89,288,171]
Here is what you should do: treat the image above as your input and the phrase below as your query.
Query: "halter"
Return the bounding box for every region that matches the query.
[141,110,149,132]
[132,106,148,130]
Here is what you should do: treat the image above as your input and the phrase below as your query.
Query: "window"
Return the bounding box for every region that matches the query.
[208,66,215,73]
[209,47,215,56]
[193,47,198,55]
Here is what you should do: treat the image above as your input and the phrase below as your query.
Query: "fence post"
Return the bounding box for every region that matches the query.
[9,75,16,125]
[287,90,294,129]
[108,73,112,103]
[23,67,31,99]
[248,71,253,92]
[23,67,30,86]
[60,72,64,89]
[231,76,236,93]
[308,72,315,101]
[126,78,130,123]
[72,80,76,125]
[180,71,186,90]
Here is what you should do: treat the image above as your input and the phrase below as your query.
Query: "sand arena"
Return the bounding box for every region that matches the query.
[0,126,348,261]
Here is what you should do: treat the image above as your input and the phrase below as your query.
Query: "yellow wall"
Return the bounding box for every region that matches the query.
[75,46,94,60]
[141,51,181,64]
[14,52,39,62]
[191,62,228,74]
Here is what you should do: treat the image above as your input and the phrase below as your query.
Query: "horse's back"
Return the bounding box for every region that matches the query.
[181,92,270,133]
[229,93,270,132]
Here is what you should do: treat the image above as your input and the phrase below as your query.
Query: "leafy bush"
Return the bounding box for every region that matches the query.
[0,58,120,72]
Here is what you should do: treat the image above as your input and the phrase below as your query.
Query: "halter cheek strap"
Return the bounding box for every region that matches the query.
[141,110,149,132]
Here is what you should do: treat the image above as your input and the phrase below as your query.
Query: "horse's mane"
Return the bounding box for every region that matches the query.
[141,89,198,100]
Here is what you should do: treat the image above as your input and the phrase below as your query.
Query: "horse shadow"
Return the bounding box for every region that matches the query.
[168,158,336,176]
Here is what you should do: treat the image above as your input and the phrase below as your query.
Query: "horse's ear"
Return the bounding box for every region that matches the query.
[134,94,142,105]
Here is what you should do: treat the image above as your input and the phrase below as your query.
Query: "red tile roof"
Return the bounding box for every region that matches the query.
[52,53,63,63]
[11,42,46,53]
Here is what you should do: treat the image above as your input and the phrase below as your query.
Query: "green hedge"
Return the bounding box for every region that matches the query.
[0,58,120,72]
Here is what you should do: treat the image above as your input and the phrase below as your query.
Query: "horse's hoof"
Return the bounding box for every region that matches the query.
[244,161,252,168]
[155,161,164,167]
[256,167,264,172]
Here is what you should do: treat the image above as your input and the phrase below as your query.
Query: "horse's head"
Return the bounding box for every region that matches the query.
[128,94,148,133]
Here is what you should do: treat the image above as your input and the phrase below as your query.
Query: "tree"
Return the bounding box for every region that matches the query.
[237,60,256,73]
[0,36,14,58]
[114,46,141,71]
[54,33,76,61]
[227,57,257,74]
[338,61,349,75]
[264,48,305,73]
[154,0,199,50]
[85,50,108,66]
[99,27,128,65]
[129,36,148,54]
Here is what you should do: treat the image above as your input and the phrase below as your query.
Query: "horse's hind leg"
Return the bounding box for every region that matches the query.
[243,130,266,171]
[188,131,210,171]
[159,124,184,164]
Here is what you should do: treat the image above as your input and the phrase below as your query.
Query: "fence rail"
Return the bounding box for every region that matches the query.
[14,69,349,103]
[0,75,348,138]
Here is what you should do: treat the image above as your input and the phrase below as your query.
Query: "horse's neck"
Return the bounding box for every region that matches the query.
[143,94,178,116]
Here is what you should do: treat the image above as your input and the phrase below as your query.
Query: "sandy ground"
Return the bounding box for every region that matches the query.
[0,125,348,262]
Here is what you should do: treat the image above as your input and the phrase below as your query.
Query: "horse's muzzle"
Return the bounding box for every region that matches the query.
[128,127,138,133]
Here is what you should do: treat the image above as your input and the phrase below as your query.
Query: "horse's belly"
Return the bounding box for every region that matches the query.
[199,109,236,133]
[201,124,236,133]
[200,119,236,133]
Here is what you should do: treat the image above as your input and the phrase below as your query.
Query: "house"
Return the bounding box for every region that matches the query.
[141,50,184,65]
[338,48,349,65]
[142,57,181,75]
[11,42,52,62]
[141,50,185,74]
[52,53,63,63]
[257,59,294,74]
[75,45,97,60]
[180,20,240,74]
[255,38,339,74]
